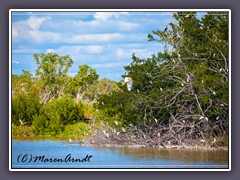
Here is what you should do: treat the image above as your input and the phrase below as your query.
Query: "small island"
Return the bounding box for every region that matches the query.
[12,11,229,152]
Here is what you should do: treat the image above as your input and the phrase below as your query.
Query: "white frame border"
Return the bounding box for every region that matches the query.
[9,9,231,172]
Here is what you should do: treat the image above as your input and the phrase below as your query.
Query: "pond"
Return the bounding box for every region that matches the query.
[11,140,228,169]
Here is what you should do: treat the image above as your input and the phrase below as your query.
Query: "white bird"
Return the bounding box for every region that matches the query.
[216,116,220,120]
[181,82,184,87]
[205,117,208,122]
[122,127,126,132]
[114,121,118,125]
[212,138,216,144]
[208,87,216,95]
[69,138,73,143]
[186,74,190,83]
[124,77,133,91]
[19,119,28,125]
[199,116,208,121]
[154,118,158,124]
[12,60,19,64]
[160,87,163,91]
[185,14,190,18]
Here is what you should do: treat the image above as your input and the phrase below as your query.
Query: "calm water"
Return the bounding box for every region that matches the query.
[12,140,228,169]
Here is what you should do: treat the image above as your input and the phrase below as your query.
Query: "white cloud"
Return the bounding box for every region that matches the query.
[117,21,139,31]
[29,30,61,44]
[94,12,128,21]
[12,48,40,54]
[83,45,104,54]
[12,28,18,37]
[27,16,50,30]
[67,33,123,43]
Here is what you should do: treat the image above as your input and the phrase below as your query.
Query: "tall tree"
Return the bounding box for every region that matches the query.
[34,52,73,103]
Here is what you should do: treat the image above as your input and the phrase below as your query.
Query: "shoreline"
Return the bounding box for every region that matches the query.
[12,137,228,151]
[80,142,228,151]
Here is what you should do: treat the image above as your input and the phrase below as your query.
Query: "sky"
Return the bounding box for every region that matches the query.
[11,11,205,81]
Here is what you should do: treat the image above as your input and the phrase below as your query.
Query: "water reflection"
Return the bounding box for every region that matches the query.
[111,147,228,164]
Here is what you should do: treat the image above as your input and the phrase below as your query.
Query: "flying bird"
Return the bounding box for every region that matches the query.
[19,119,28,125]
[124,77,133,91]
[12,60,19,64]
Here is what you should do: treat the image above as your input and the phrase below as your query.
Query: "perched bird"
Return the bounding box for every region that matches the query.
[199,116,208,122]
[164,25,168,32]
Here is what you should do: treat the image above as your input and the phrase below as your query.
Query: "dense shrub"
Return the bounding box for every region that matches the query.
[12,94,41,125]
[44,96,84,125]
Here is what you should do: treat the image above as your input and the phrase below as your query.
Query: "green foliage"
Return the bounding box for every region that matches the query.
[44,96,84,126]
[62,122,90,139]
[96,12,229,134]
[34,52,73,102]
[31,115,48,135]
[12,94,41,125]
[65,65,99,101]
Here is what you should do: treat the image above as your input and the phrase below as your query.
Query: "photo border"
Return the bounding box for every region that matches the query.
[9,9,231,171]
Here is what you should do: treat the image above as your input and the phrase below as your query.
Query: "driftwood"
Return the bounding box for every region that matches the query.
[82,115,228,149]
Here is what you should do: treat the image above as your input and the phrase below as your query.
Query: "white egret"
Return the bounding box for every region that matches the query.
[122,127,126,132]
[181,82,184,87]
[212,138,216,144]
[12,60,19,64]
[208,87,216,95]
[186,74,190,83]
[216,116,220,120]
[160,87,163,91]
[19,119,28,125]
[114,121,118,125]
[124,77,133,91]
[199,116,208,122]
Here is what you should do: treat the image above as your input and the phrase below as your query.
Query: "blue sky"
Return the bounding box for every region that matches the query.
[11,11,205,81]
